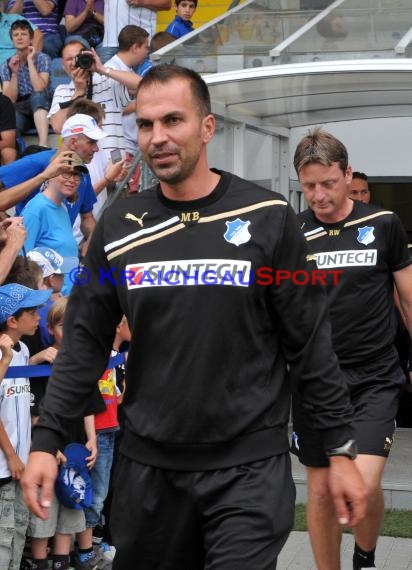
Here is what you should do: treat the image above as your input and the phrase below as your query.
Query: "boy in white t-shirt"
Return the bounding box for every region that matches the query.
[0,283,51,570]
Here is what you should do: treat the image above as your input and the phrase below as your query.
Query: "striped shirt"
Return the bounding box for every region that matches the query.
[0,342,31,478]
[102,0,157,45]
[105,54,137,154]
[7,0,59,34]
[48,73,132,152]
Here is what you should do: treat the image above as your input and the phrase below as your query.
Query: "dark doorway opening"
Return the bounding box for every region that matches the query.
[370,179,412,427]
[369,179,412,241]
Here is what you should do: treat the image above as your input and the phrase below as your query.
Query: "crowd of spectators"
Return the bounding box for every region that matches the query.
[0,0,184,254]
[0,0,188,165]
[0,230,129,569]
[0,1,180,569]
[1,3,412,570]
[0,0,198,282]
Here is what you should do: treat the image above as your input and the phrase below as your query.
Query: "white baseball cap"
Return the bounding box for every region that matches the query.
[61,114,107,141]
[27,247,78,277]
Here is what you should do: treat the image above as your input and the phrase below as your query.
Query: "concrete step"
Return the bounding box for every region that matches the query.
[22,133,60,150]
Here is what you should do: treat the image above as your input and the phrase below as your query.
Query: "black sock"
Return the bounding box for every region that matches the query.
[52,554,70,570]
[78,547,93,555]
[353,543,376,568]
[77,547,95,563]
[31,560,50,570]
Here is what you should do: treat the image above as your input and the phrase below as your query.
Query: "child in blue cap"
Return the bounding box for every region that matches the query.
[0,283,51,570]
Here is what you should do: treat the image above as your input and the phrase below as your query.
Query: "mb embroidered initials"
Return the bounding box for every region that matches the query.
[180,211,200,223]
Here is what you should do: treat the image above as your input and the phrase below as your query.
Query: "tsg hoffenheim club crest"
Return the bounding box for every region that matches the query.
[224,219,251,246]
[357,226,375,246]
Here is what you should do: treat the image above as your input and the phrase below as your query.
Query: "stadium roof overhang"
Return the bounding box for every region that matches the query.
[205,59,412,132]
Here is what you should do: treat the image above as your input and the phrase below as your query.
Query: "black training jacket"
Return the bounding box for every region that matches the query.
[33,170,352,470]
[299,201,412,367]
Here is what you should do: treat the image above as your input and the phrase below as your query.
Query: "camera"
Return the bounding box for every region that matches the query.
[74,49,94,70]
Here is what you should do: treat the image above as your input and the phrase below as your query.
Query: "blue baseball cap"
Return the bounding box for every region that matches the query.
[27,247,78,278]
[64,35,91,50]
[0,283,52,325]
[55,443,93,510]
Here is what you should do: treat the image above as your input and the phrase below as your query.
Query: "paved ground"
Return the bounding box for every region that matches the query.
[279,531,412,569]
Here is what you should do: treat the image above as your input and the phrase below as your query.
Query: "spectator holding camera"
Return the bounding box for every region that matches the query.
[0,114,104,254]
[0,19,50,147]
[0,144,92,217]
[49,35,141,155]
[64,98,129,250]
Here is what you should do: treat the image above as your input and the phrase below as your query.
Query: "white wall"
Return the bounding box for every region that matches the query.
[289,117,412,179]
[208,125,292,197]
[208,122,281,182]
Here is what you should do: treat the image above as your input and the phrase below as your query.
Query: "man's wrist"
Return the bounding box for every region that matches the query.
[5,448,17,460]
[37,169,51,183]
[326,438,357,460]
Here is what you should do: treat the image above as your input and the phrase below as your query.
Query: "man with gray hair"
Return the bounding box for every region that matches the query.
[292,127,412,570]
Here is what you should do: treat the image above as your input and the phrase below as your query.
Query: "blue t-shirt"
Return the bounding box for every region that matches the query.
[136,58,153,77]
[0,149,96,225]
[21,192,78,256]
[21,192,79,294]
[165,15,193,39]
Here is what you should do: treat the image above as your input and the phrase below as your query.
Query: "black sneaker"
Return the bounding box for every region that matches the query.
[92,524,104,545]
[20,558,33,570]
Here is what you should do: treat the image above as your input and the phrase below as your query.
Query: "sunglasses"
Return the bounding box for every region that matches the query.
[61,172,82,182]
